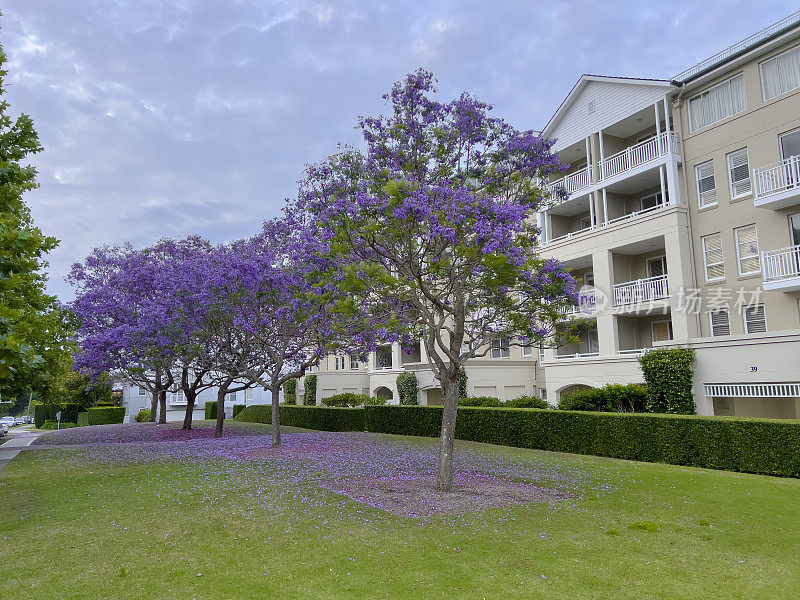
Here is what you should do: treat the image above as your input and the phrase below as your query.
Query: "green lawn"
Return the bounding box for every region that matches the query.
[1,421,798,599]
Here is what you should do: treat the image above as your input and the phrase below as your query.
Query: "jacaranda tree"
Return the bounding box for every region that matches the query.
[299,70,578,491]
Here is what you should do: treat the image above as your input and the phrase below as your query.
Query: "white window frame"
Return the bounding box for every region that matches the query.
[702,233,725,282]
[743,304,767,334]
[650,319,673,343]
[639,192,664,212]
[696,161,717,208]
[734,224,760,276]
[646,255,667,278]
[709,309,731,337]
[726,148,751,199]
[138,386,146,396]
[760,43,800,101]
[491,338,510,359]
[687,73,746,132]
[521,343,533,357]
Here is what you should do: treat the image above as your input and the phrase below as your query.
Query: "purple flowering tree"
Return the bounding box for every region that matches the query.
[201,214,350,444]
[300,70,578,491]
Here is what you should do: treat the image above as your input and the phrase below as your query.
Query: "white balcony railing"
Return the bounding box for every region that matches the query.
[544,166,592,200]
[547,224,596,244]
[753,155,800,200]
[560,289,597,315]
[612,275,669,306]
[554,352,599,360]
[600,132,679,180]
[762,245,800,282]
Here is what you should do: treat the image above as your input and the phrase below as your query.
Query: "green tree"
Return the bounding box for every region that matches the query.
[396,372,418,405]
[639,348,696,414]
[0,41,71,399]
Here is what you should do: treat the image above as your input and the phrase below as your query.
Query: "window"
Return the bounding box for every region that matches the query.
[780,128,800,161]
[734,225,760,275]
[350,355,362,370]
[647,256,667,278]
[521,343,533,357]
[138,386,146,396]
[245,388,253,402]
[743,304,767,334]
[640,192,664,211]
[709,310,731,336]
[491,338,510,359]
[539,388,547,400]
[702,233,725,281]
[696,161,717,207]
[760,44,800,101]
[583,272,595,287]
[727,148,751,198]
[687,73,746,132]
[651,320,673,343]
[579,215,593,230]
[587,329,599,354]
[538,345,546,364]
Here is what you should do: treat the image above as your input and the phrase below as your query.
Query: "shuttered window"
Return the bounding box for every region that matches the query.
[734,224,760,275]
[687,73,746,132]
[727,148,751,198]
[702,233,725,281]
[696,161,717,207]
[651,320,673,343]
[760,44,800,100]
[743,304,767,334]
[709,310,731,336]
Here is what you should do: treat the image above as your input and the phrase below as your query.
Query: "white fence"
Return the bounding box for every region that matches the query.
[753,155,800,200]
[612,275,669,306]
[600,132,679,180]
[762,245,800,282]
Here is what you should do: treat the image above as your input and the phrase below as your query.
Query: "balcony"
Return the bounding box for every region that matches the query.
[599,132,679,181]
[544,166,592,202]
[762,245,800,291]
[753,155,800,209]
[554,352,599,360]
[560,289,597,316]
[612,275,669,306]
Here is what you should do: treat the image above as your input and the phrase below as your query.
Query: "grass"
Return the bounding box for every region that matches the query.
[1,421,799,599]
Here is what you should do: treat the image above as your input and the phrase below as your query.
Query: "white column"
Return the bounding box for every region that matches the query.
[659,165,666,206]
[593,249,618,356]
[663,96,672,137]
[588,193,595,226]
[585,136,592,183]
[598,130,606,179]
[543,210,549,242]
[602,188,608,224]
[654,102,662,154]
[391,343,402,370]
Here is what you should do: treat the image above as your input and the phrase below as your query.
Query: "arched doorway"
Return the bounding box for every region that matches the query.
[374,386,394,402]
[557,383,595,401]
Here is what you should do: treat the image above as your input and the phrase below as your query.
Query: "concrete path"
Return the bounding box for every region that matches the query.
[0,426,42,473]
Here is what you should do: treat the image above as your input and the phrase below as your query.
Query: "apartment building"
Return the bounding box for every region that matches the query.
[303,11,800,418]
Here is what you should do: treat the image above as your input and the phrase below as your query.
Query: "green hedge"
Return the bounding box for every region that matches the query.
[232,404,246,418]
[133,409,150,423]
[234,404,365,432]
[87,406,126,426]
[321,393,370,407]
[41,420,77,430]
[363,406,800,478]
[34,403,81,428]
[205,401,218,420]
[77,412,89,427]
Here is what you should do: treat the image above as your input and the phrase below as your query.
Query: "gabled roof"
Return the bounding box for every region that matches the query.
[542,75,674,140]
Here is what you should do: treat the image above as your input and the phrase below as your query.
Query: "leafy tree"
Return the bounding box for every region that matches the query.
[300,70,577,490]
[0,43,72,400]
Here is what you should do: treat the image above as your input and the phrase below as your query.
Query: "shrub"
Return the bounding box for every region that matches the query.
[41,420,77,430]
[459,396,504,407]
[558,384,647,412]
[205,401,218,420]
[459,366,468,399]
[396,372,419,405]
[232,404,246,418]
[283,379,297,405]
[0,402,11,417]
[234,404,365,432]
[322,393,370,407]
[77,412,89,427]
[507,395,549,409]
[34,403,81,428]
[363,406,800,478]
[134,409,151,422]
[363,396,386,406]
[87,406,126,425]
[639,347,696,414]
[304,375,317,406]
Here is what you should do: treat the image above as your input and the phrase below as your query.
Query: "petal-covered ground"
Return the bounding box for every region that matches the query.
[31,422,589,518]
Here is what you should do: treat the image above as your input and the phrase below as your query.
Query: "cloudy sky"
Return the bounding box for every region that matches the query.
[3,0,796,299]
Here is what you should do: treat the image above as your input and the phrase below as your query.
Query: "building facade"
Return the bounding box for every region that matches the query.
[305,12,800,418]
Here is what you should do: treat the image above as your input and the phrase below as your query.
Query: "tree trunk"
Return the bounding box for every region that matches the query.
[149,389,158,422]
[436,369,460,492]
[270,385,281,448]
[158,390,167,424]
[214,385,228,438]
[182,389,196,430]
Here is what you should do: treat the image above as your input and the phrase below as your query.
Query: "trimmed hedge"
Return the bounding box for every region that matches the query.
[321,393,370,407]
[34,403,81,428]
[234,404,365,432]
[232,404,246,418]
[41,420,77,430]
[134,409,151,423]
[87,406,126,425]
[205,401,218,420]
[363,406,800,478]
[77,412,89,427]
[558,384,647,413]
